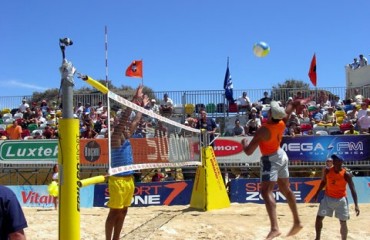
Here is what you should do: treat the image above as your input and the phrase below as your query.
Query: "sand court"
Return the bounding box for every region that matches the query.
[23,203,370,240]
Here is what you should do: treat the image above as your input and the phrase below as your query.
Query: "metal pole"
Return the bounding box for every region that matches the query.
[58,38,80,240]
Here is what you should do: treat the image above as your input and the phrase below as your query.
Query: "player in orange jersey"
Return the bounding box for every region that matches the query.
[313,154,360,240]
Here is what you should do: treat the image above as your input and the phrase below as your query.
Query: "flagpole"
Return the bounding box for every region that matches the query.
[141,58,143,85]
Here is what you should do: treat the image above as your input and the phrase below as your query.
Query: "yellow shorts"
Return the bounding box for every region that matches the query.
[107,175,135,209]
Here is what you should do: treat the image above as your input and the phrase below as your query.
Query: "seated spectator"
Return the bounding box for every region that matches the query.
[245,112,261,136]
[331,95,343,109]
[285,122,301,136]
[334,106,346,125]
[356,102,368,129]
[159,93,174,116]
[349,58,360,70]
[6,120,22,140]
[344,123,359,135]
[237,92,251,113]
[152,169,165,182]
[43,125,56,139]
[311,106,324,125]
[81,124,98,139]
[357,109,370,133]
[33,131,44,139]
[232,119,245,136]
[297,108,311,123]
[259,91,272,105]
[149,99,160,114]
[319,106,336,126]
[346,105,358,124]
[287,112,300,127]
[354,91,364,105]
[23,107,37,127]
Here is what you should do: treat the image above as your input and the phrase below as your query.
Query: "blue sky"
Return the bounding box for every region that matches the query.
[1,1,369,97]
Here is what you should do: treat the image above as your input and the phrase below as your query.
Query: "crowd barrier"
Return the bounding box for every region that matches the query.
[7,177,370,209]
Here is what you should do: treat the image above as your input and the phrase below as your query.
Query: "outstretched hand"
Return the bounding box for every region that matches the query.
[135,85,144,99]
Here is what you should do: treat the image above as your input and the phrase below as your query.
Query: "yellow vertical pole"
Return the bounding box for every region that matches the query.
[58,118,80,240]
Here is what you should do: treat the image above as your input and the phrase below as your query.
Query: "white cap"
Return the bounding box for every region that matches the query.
[270,101,286,120]
[251,107,257,112]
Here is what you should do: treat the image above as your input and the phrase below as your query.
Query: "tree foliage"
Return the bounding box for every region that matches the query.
[271,79,311,101]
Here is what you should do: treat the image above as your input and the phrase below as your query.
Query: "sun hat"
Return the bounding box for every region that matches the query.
[270,101,286,120]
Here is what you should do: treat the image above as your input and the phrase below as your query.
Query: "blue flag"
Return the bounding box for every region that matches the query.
[223,64,234,103]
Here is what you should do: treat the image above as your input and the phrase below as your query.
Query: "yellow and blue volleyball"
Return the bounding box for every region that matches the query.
[253,41,270,57]
[47,181,59,197]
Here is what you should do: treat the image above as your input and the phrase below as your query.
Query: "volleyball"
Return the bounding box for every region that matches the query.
[253,41,270,57]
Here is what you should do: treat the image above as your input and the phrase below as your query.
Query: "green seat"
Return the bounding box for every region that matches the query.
[0,119,3,124]
[27,123,38,132]
[206,103,216,113]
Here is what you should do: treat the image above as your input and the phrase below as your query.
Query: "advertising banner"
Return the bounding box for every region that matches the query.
[1,135,370,164]
[228,177,370,204]
[7,185,94,208]
[94,180,194,207]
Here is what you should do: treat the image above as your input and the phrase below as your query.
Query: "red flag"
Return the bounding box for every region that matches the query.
[125,60,143,78]
[308,54,317,86]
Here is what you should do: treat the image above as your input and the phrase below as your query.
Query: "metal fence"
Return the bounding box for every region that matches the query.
[2,86,370,111]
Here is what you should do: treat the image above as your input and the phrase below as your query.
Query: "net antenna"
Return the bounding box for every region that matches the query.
[104,26,112,170]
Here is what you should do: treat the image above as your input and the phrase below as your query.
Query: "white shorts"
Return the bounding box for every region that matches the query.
[260,148,289,182]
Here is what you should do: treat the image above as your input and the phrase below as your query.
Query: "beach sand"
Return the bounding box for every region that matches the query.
[24,203,370,240]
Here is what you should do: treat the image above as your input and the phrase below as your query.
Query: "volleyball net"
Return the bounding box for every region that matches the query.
[80,75,202,177]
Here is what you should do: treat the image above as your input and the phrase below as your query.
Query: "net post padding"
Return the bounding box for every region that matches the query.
[190,146,230,211]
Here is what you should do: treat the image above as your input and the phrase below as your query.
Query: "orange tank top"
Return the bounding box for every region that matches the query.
[259,121,285,155]
[325,168,347,198]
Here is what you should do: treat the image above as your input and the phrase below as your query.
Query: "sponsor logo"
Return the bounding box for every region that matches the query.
[84,141,101,162]
[193,139,242,156]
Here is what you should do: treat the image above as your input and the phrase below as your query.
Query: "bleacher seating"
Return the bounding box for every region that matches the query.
[173,104,184,115]
[195,103,205,113]
[185,104,195,115]
[206,103,216,113]
[217,103,226,113]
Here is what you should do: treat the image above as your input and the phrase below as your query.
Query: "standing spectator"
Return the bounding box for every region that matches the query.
[6,120,23,140]
[232,119,245,136]
[293,91,306,114]
[196,109,217,148]
[0,185,28,240]
[259,91,272,105]
[312,154,360,240]
[19,98,29,113]
[51,164,59,210]
[359,54,368,67]
[96,101,104,113]
[40,100,49,117]
[237,92,251,113]
[159,93,174,117]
